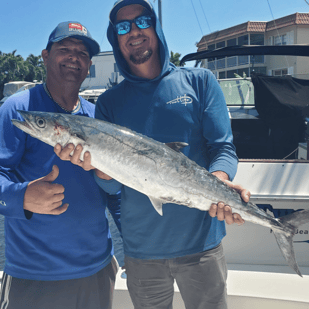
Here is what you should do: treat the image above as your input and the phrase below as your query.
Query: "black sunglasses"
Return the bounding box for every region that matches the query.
[114,15,153,35]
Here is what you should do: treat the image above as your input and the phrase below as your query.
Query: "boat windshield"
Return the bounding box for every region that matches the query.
[218,78,254,106]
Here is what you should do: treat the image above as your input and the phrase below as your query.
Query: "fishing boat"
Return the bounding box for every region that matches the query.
[0,81,39,104]
[78,88,106,104]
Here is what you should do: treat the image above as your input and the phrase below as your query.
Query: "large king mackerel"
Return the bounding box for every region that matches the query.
[12,110,309,277]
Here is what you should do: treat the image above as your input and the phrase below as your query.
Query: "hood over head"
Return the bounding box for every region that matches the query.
[107,0,171,82]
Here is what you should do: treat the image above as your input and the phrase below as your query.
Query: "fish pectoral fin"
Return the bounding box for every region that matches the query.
[148,196,164,216]
[165,142,189,152]
[72,133,86,142]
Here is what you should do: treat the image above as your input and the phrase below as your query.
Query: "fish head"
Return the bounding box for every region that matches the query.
[12,110,72,147]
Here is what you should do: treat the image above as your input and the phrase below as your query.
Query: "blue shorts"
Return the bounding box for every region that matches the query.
[125,244,228,309]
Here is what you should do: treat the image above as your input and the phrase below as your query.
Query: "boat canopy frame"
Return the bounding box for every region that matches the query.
[180,44,309,65]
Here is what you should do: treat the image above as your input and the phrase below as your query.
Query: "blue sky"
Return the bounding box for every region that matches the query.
[1,0,308,66]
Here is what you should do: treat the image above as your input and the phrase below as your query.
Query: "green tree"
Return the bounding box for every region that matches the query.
[25,54,46,83]
[0,51,27,99]
[0,50,28,80]
[170,51,185,67]
[0,51,46,99]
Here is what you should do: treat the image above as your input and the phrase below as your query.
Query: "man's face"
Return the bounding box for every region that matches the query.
[42,37,92,85]
[116,4,159,66]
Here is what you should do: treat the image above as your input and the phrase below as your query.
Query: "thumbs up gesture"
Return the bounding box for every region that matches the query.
[23,165,69,215]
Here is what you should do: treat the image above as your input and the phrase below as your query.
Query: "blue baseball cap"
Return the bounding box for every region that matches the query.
[46,21,100,58]
[109,0,154,24]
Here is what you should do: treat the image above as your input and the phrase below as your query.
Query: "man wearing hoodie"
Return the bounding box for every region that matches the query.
[55,1,249,308]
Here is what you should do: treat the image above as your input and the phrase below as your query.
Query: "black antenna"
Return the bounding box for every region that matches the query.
[190,0,204,36]
[158,0,162,27]
[153,0,162,26]
[198,0,211,33]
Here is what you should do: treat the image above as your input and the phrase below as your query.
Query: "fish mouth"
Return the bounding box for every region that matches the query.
[11,110,37,136]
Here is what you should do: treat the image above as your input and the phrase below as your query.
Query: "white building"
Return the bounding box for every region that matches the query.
[80,51,124,91]
[197,13,309,79]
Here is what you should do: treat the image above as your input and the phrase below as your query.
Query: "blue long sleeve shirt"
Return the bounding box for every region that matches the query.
[0,85,121,280]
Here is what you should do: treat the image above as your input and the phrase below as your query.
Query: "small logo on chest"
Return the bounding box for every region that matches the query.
[166,94,193,106]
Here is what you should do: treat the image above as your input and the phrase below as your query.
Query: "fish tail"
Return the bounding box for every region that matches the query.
[273,209,309,277]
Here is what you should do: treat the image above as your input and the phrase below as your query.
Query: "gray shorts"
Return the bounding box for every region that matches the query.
[125,244,228,309]
[0,256,118,309]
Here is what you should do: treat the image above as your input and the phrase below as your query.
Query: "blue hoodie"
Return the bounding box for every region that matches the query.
[95,0,238,259]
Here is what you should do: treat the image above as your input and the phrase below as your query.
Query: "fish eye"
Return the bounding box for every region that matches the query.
[36,117,46,128]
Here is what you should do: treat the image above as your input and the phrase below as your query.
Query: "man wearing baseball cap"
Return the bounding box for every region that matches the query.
[0,21,120,309]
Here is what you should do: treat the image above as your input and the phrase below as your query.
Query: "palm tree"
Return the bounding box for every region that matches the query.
[1,51,28,81]
[0,51,46,99]
[0,51,28,99]
[25,54,46,82]
[170,51,185,67]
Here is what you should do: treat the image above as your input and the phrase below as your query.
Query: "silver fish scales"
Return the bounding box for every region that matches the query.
[12,110,309,277]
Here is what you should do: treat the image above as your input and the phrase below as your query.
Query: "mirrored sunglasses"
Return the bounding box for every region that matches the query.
[114,15,153,35]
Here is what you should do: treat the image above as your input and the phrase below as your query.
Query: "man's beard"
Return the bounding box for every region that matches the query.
[130,48,153,65]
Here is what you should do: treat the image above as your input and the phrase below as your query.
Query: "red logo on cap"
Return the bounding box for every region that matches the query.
[69,23,83,30]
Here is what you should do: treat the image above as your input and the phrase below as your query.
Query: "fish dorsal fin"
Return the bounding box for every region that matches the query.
[72,132,86,142]
[148,196,164,216]
[165,142,189,152]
